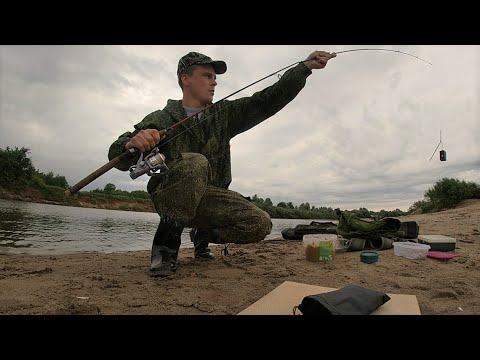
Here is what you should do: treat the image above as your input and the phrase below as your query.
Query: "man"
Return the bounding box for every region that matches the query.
[108,49,336,277]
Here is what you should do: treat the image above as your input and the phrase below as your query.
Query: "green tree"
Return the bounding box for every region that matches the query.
[265,197,273,207]
[251,194,265,205]
[299,202,310,211]
[130,190,151,199]
[0,146,35,183]
[35,171,69,188]
[104,183,116,194]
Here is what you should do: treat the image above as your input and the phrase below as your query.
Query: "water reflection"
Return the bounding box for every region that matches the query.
[0,198,333,255]
[0,202,33,248]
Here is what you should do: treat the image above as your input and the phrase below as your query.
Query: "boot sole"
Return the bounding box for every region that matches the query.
[150,269,176,277]
[194,255,216,261]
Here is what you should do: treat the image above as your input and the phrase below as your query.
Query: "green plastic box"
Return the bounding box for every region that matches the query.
[418,235,456,252]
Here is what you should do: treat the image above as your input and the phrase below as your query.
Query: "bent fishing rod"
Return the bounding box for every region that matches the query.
[65,48,431,197]
[64,60,301,196]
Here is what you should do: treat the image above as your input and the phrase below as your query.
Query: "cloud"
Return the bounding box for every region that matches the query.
[1,45,478,212]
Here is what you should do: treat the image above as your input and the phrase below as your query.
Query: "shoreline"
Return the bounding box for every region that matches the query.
[0,186,156,213]
[1,199,479,315]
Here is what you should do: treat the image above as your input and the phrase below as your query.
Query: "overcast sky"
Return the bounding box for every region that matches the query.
[1,45,478,211]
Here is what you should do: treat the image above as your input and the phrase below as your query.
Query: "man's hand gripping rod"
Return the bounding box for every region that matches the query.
[64,129,169,197]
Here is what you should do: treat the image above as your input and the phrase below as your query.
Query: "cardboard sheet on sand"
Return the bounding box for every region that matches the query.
[238,281,421,315]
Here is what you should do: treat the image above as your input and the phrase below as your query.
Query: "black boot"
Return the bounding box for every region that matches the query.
[150,214,183,277]
[190,228,215,260]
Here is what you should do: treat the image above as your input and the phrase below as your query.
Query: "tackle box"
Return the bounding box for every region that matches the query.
[417,234,456,252]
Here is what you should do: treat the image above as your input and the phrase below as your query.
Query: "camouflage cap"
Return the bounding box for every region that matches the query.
[177,52,227,76]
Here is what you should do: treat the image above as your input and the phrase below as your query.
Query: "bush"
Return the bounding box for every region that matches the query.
[425,178,480,210]
[130,190,151,199]
[0,147,35,183]
[409,178,480,213]
[35,171,69,188]
[29,175,47,189]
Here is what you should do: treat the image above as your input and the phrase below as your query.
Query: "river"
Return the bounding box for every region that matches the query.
[0,198,335,255]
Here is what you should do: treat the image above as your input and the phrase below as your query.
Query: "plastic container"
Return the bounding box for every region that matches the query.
[418,234,456,252]
[360,251,379,264]
[335,236,349,253]
[303,234,336,262]
[393,241,430,259]
[427,251,458,260]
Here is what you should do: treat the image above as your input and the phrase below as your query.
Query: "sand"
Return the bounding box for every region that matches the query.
[1,199,479,315]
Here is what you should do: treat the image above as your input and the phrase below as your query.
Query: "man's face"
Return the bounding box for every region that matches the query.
[184,64,217,105]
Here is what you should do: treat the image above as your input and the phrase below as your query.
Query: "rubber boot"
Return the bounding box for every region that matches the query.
[150,215,183,277]
[190,228,215,260]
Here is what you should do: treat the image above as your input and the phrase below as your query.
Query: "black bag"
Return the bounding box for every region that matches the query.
[295,285,391,315]
[399,221,420,239]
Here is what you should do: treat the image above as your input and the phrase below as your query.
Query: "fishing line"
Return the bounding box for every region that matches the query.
[65,48,434,195]
[158,61,302,148]
[158,48,431,148]
[429,130,444,161]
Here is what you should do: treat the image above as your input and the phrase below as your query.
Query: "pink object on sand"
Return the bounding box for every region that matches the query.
[427,251,458,260]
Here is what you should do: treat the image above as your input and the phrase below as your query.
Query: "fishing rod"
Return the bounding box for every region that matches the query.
[64,60,301,196]
[334,48,432,65]
[65,48,432,197]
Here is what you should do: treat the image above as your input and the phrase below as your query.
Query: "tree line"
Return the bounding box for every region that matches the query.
[1,146,479,217]
[249,194,405,220]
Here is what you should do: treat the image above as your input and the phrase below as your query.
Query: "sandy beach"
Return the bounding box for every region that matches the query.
[1,199,479,315]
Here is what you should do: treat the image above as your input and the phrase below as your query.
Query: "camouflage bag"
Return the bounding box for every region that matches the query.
[335,209,402,239]
[335,209,407,251]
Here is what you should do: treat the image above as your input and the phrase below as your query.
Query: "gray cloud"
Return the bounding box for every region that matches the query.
[1,45,478,212]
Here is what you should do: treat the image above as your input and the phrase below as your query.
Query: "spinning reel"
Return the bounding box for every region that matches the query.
[129,147,169,179]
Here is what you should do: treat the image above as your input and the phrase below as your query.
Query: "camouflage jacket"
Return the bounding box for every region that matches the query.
[108,62,312,194]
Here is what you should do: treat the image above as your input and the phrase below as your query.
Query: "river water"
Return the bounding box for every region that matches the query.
[0,199,335,255]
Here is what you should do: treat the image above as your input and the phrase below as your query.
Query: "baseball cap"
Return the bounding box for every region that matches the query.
[177,52,227,76]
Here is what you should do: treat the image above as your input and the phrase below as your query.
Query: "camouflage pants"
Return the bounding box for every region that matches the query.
[151,153,272,244]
